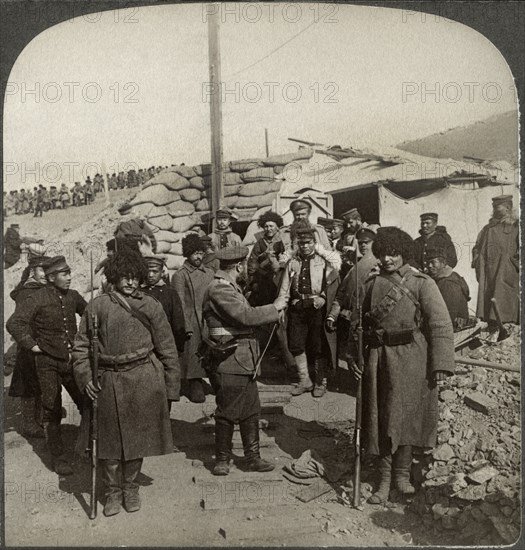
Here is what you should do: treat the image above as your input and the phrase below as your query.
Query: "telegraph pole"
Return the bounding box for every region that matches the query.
[207,5,223,229]
[265,128,269,157]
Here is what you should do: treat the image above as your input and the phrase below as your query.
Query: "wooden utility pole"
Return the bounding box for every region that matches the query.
[101,161,110,206]
[208,5,223,229]
[265,128,269,157]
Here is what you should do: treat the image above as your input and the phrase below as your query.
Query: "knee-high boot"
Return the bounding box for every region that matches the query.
[213,418,234,476]
[393,445,415,494]
[240,415,275,472]
[43,421,72,476]
[312,359,328,398]
[122,458,143,512]
[368,455,392,504]
[100,459,122,516]
[291,353,313,396]
[21,397,44,438]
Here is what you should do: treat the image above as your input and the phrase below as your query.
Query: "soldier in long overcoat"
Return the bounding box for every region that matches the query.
[274,222,340,398]
[355,227,454,504]
[472,194,519,325]
[171,234,214,403]
[72,248,180,517]
[413,212,457,272]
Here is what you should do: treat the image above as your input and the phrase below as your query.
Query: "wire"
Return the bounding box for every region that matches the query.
[227,19,317,78]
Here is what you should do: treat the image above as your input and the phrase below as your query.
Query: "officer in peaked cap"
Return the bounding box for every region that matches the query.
[413,212,457,273]
[208,207,242,250]
[202,245,287,476]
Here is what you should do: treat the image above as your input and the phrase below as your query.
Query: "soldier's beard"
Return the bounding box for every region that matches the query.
[236,271,249,289]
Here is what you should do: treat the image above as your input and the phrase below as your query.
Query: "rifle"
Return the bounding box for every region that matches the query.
[89,251,99,519]
[352,260,363,508]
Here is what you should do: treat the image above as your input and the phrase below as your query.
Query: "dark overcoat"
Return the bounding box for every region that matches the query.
[171,261,215,378]
[472,216,519,323]
[72,291,180,461]
[413,226,457,272]
[360,264,455,456]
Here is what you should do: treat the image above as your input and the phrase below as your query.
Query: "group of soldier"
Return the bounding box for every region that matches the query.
[5,192,519,517]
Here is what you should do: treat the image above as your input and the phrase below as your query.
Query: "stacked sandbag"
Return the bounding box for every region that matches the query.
[130,150,313,277]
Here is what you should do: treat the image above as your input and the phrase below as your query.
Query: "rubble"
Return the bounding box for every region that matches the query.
[409,326,521,545]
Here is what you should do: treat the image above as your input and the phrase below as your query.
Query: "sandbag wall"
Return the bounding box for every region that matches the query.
[129,149,313,278]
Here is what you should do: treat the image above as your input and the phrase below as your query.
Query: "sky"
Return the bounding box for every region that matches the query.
[3,3,518,189]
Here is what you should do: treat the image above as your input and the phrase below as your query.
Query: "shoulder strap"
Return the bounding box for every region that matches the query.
[108,291,152,334]
[365,272,420,326]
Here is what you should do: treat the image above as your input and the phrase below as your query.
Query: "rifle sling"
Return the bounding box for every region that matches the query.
[108,291,153,335]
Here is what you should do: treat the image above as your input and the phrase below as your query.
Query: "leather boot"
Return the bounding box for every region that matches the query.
[43,421,72,476]
[21,397,44,438]
[122,458,143,512]
[393,445,415,494]
[290,353,313,396]
[213,419,234,476]
[312,360,327,398]
[368,455,392,504]
[189,378,206,403]
[100,459,122,516]
[240,416,275,472]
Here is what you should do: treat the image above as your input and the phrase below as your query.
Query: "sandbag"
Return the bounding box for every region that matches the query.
[235,192,276,209]
[224,172,243,185]
[165,200,195,218]
[194,164,212,177]
[130,202,154,218]
[241,167,276,182]
[229,159,264,173]
[171,216,196,233]
[148,214,173,230]
[179,188,201,203]
[131,184,180,206]
[156,241,172,254]
[165,254,185,270]
[169,242,183,256]
[195,198,210,212]
[238,180,282,197]
[151,172,191,191]
[189,176,205,190]
[225,184,241,197]
[262,149,313,167]
[155,230,182,243]
[169,165,196,179]
[224,196,238,208]
[148,205,168,218]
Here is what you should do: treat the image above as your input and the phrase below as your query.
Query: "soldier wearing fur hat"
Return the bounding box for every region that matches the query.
[6,256,87,475]
[274,222,340,398]
[353,227,454,504]
[413,212,457,273]
[472,195,519,325]
[208,207,242,250]
[171,234,215,403]
[72,247,180,516]
[8,254,50,438]
[202,246,286,476]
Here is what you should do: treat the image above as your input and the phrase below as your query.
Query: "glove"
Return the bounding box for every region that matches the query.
[325,318,336,332]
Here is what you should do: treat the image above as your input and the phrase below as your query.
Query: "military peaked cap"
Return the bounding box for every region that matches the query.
[28,255,51,268]
[341,208,361,220]
[214,207,238,220]
[356,226,377,241]
[144,255,167,267]
[317,217,344,228]
[492,194,513,205]
[215,246,249,262]
[420,212,438,221]
[425,247,448,261]
[43,255,71,275]
[289,199,312,213]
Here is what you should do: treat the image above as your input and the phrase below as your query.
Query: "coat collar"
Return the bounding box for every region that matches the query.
[215,269,242,292]
[184,260,207,273]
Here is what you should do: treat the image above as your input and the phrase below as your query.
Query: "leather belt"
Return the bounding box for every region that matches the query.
[99,356,150,372]
[208,327,253,338]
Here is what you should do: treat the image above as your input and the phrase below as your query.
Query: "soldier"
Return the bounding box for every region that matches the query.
[49,186,59,209]
[171,235,215,403]
[72,248,180,516]
[274,223,340,398]
[413,212,457,273]
[72,182,84,207]
[6,256,87,475]
[114,202,157,253]
[33,186,44,217]
[326,225,380,364]
[472,195,519,325]
[8,254,50,438]
[318,217,345,252]
[208,207,242,250]
[202,246,286,476]
[4,224,41,269]
[142,254,184,352]
[279,199,331,256]
[59,183,71,209]
[354,227,454,504]
[426,247,470,330]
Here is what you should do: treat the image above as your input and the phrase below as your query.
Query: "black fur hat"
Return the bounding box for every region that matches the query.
[182,233,206,258]
[372,227,414,261]
[105,248,148,284]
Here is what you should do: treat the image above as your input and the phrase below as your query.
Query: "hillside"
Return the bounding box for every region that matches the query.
[397,110,519,164]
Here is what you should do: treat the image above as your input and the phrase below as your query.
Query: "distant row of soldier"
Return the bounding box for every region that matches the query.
[5,192,518,515]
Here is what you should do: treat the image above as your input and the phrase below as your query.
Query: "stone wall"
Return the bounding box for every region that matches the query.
[129,149,313,276]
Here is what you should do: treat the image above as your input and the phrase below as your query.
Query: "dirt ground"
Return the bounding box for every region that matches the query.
[3,193,455,547]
